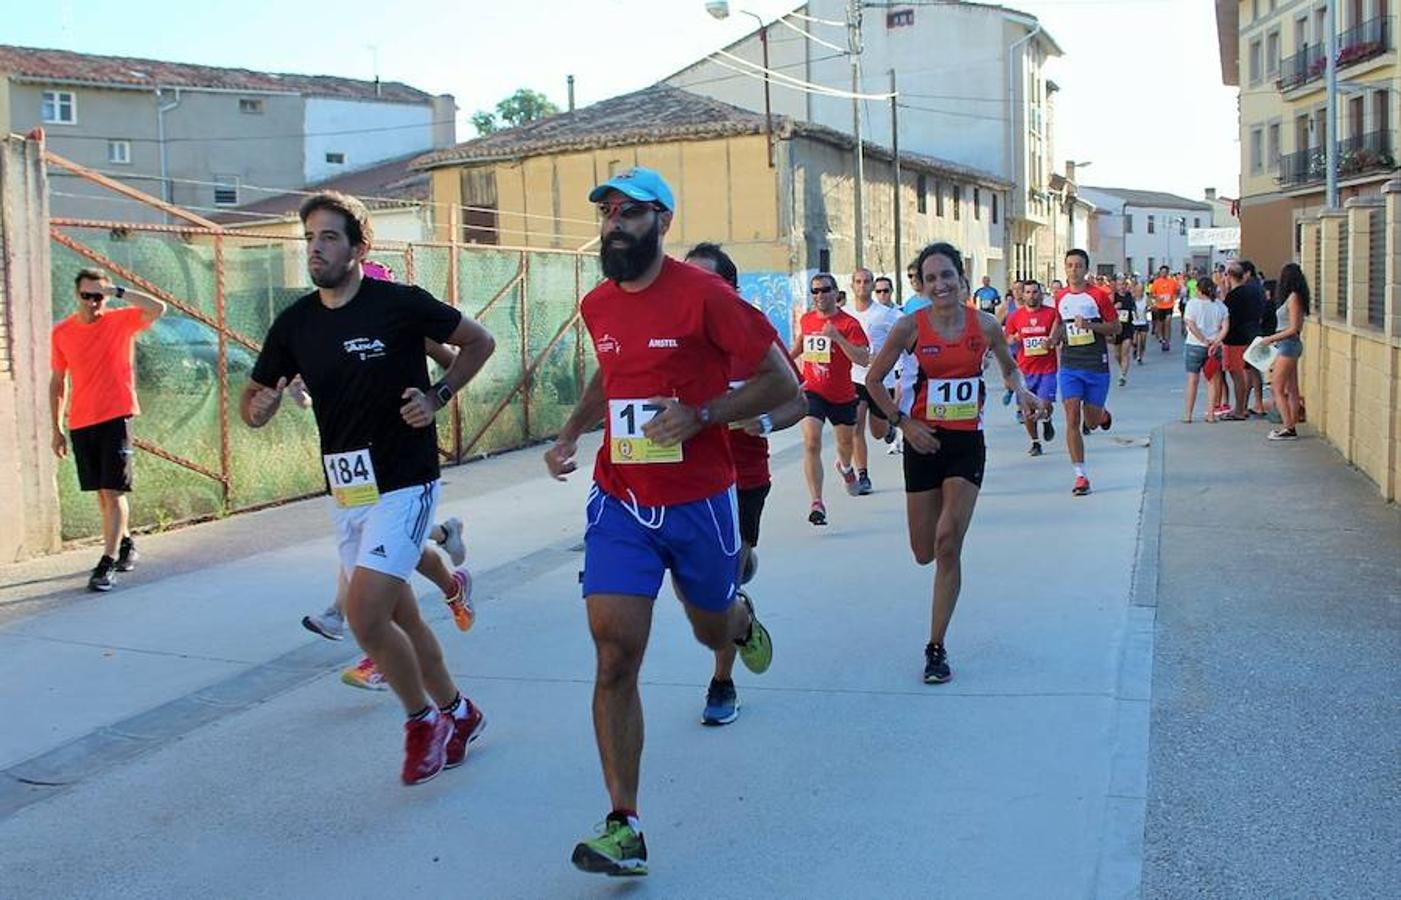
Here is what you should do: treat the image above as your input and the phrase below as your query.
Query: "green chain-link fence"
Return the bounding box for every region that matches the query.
[49,224,599,541]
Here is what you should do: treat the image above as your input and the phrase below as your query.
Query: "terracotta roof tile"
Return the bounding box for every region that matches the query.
[0,44,433,104]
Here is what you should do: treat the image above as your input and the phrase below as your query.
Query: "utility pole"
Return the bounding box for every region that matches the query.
[890,69,901,287]
[1325,0,1338,207]
[849,0,865,269]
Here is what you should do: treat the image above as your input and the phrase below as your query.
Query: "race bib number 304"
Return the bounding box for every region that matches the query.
[802,334,831,364]
[925,377,980,422]
[323,449,379,508]
[608,399,684,465]
[1022,335,1049,356]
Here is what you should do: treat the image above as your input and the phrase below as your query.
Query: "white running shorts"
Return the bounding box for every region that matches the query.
[329,480,439,582]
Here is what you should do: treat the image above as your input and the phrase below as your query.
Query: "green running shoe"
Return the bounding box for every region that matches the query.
[571,814,648,877]
[735,591,772,674]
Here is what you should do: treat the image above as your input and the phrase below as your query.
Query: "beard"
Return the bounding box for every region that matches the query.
[309,256,355,289]
[599,220,661,283]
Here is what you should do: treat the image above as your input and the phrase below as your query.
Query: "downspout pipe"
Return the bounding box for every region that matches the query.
[156,86,182,214]
[1007,22,1040,277]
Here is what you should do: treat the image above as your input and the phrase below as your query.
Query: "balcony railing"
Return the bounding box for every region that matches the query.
[1275,18,1392,93]
[1278,44,1326,92]
[1337,16,1391,69]
[1278,131,1396,188]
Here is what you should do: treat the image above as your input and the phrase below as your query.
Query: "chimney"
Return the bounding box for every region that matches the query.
[431,94,457,148]
[567,75,576,112]
[1205,187,1217,200]
[1066,161,1076,184]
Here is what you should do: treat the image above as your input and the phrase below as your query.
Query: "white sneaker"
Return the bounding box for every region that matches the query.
[301,606,345,641]
[438,517,466,566]
[886,431,904,455]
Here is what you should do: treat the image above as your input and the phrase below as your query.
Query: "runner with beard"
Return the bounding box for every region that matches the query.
[242,191,496,785]
[545,168,799,877]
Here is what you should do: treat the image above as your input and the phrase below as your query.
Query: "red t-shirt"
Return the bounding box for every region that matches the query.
[1004,305,1062,375]
[51,307,151,430]
[727,308,801,490]
[797,309,868,403]
[582,257,778,506]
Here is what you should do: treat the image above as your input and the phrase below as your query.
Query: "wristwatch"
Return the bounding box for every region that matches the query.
[431,381,454,409]
[756,413,773,435]
[697,403,713,426]
[889,410,905,428]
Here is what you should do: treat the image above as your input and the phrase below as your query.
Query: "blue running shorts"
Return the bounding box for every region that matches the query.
[1058,368,1111,408]
[581,484,741,612]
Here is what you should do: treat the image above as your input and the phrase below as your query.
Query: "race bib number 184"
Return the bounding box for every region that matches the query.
[608,399,684,465]
[323,449,379,508]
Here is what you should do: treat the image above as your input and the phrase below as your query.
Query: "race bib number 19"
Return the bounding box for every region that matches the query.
[802,334,831,364]
[323,449,379,508]
[925,377,980,422]
[608,399,684,465]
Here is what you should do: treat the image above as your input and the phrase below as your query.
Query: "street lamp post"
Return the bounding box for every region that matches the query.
[705,2,774,168]
[848,0,865,269]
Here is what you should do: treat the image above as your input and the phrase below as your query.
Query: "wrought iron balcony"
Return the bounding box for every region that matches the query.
[1278,131,1396,188]
[1275,18,1392,93]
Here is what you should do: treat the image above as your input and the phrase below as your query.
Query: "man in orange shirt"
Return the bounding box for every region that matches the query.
[51,268,166,591]
[1149,265,1177,352]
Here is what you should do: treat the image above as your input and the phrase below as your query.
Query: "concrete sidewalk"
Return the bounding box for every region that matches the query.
[1141,413,1401,897]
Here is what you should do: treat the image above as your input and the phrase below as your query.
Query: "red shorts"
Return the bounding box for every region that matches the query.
[1222,344,1246,373]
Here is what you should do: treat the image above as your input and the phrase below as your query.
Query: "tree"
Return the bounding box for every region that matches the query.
[471,88,560,136]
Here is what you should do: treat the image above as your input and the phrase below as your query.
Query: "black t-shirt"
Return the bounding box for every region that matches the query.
[251,278,462,494]
[1261,295,1279,335]
[1223,283,1263,346]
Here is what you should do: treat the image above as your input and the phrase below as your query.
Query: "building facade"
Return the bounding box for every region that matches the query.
[663,1,1060,283]
[1216,0,1398,277]
[0,45,455,222]
[1080,188,1216,277]
[413,85,1009,340]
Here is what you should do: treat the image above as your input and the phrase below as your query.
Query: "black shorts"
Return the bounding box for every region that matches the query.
[1133,323,1150,334]
[804,390,858,427]
[1151,308,1171,322]
[736,483,771,547]
[71,415,134,492]
[903,428,986,492]
[853,382,893,420]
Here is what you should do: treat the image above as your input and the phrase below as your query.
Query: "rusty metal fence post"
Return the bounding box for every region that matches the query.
[214,233,232,511]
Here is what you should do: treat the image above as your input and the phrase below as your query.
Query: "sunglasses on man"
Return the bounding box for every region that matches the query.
[79,291,105,302]
[595,199,664,221]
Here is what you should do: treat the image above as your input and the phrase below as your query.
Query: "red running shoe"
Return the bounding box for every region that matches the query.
[445,701,487,769]
[1072,476,1091,496]
[402,712,451,785]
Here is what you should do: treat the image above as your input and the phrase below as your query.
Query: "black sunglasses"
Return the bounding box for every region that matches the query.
[80,291,104,302]
[811,286,834,295]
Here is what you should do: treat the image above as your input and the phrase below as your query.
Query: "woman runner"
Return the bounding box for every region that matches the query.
[863,242,1049,684]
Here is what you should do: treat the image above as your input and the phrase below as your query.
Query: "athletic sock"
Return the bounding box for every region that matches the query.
[610,809,642,832]
[408,706,437,723]
[1074,464,1087,478]
[439,693,465,716]
[858,468,868,479]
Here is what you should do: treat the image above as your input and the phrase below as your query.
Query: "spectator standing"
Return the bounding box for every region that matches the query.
[50,268,167,591]
[1182,276,1229,423]
[1259,263,1310,440]
[1220,262,1263,420]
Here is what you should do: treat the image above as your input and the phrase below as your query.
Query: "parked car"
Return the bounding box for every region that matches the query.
[137,316,255,394]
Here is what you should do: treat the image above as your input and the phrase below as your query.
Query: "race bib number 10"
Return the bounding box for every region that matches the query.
[925,377,980,422]
[608,399,684,465]
[1065,320,1095,346]
[802,334,831,364]
[323,449,379,508]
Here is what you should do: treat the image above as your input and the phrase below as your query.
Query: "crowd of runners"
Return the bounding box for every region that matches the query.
[47,162,1311,879]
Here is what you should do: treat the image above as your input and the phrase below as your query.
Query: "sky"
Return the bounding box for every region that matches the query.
[18,0,1239,201]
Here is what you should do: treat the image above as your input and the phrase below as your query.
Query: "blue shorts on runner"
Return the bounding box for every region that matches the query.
[581,484,740,611]
[1025,372,1057,403]
[1058,368,1111,408]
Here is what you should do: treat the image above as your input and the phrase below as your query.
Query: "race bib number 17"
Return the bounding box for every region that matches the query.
[608,399,684,465]
[1065,320,1095,346]
[323,449,379,508]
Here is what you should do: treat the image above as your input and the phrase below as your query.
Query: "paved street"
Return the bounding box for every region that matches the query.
[0,356,1395,898]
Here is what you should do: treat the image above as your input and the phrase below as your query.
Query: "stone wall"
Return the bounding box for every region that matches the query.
[1296,179,1401,501]
[0,134,61,560]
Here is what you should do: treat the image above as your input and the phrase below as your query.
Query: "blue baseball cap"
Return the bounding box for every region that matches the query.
[588,166,675,211]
